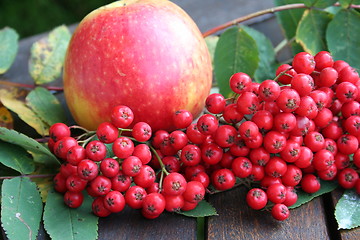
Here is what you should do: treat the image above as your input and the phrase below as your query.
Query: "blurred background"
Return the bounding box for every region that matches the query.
[0,0,275,38]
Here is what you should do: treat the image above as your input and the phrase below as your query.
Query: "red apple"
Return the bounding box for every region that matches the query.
[63,0,212,131]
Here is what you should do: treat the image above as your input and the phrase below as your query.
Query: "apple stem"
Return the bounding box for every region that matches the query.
[0,79,63,91]
[202,3,360,38]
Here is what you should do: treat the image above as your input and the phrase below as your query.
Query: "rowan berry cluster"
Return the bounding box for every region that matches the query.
[50,50,360,221]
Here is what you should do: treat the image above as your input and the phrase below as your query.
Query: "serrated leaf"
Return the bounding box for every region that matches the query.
[32,176,53,203]
[0,88,49,135]
[0,141,35,174]
[214,27,259,97]
[26,87,67,126]
[43,190,98,240]
[302,0,337,8]
[339,0,360,8]
[326,9,360,70]
[335,189,360,229]
[0,127,59,165]
[296,9,333,55]
[289,180,338,209]
[0,27,18,74]
[1,177,43,240]
[0,105,13,129]
[242,25,276,83]
[29,25,71,84]
[178,200,218,217]
[275,0,306,54]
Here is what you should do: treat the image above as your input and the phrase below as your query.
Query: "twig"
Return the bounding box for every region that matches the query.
[202,3,308,37]
[202,3,360,38]
[0,79,63,91]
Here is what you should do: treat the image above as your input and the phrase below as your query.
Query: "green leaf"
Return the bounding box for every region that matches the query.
[275,0,306,54]
[0,141,35,174]
[0,88,49,136]
[0,127,59,165]
[302,0,337,8]
[296,9,333,55]
[327,9,360,70]
[43,190,99,240]
[241,25,276,83]
[1,177,43,240]
[335,189,360,229]
[289,180,338,209]
[29,25,71,84]
[178,200,218,217]
[26,87,67,126]
[0,27,19,74]
[339,0,360,8]
[214,27,259,97]
[205,35,219,67]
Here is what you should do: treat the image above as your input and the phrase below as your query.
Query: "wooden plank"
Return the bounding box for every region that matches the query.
[331,189,360,240]
[97,206,197,240]
[207,186,331,240]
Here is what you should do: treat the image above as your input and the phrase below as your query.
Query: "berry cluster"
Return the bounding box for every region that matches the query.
[50,51,360,221]
[49,106,206,219]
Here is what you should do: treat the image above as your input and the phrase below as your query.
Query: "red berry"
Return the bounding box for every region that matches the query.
[103,190,125,213]
[132,122,152,142]
[64,191,83,208]
[292,52,315,74]
[96,122,118,143]
[246,188,268,210]
[271,203,290,221]
[50,123,71,142]
[173,110,193,129]
[111,105,134,128]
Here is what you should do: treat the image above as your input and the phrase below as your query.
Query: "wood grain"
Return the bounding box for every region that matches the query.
[207,186,331,240]
[98,206,197,240]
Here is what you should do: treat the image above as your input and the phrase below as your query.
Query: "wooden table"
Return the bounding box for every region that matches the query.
[2,7,360,240]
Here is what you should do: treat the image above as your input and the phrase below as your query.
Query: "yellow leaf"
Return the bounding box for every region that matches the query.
[0,88,49,135]
[0,105,13,129]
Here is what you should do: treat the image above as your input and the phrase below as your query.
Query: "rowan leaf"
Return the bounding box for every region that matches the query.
[0,141,35,174]
[29,25,71,84]
[178,200,218,217]
[26,87,67,126]
[274,0,306,54]
[214,27,259,97]
[302,0,337,8]
[0,105,13,129]
[0,88,49,136]
[296,9,333,55]
[0,127,59,165]
[326,9,360,70]
[335,189,360,229]
[339,0,360,8]
[205,35,219,67]
[241,25,276,83]
[1,177,43,240]
[0,27,18,74]
[289,180,338,209]
[43,190,98,240]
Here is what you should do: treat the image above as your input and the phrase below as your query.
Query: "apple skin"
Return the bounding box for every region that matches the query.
[63,0,212,132]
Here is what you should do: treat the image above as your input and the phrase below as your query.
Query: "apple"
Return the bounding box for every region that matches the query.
[63,0,212,132]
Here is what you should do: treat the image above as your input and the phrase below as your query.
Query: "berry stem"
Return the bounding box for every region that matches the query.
[149,146,170,176]
[0,79,63,91]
